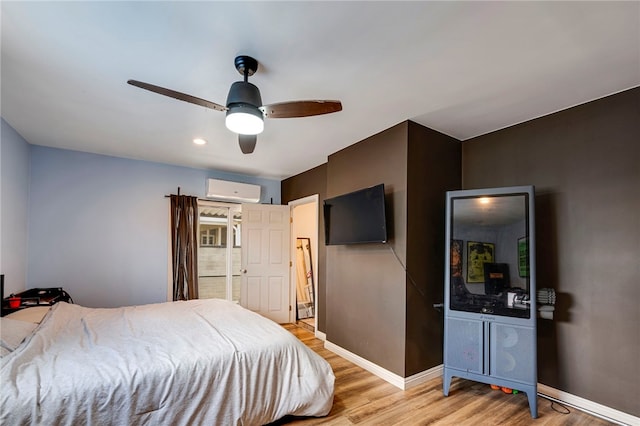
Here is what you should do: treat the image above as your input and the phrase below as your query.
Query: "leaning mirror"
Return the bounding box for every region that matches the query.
[295,238,315,320]
[446,186,535,319]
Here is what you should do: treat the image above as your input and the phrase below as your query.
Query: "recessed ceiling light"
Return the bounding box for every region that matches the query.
[193,138,207,145]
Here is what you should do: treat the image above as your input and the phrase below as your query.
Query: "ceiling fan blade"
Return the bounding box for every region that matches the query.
[127,80,227,112]
[239,134,257,154]
[260,100,342,118]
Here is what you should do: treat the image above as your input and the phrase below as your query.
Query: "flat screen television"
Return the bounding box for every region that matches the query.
[324,184,387,245]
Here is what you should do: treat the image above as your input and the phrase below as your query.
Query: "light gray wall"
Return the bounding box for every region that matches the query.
[26,145,280,308]
[0,119,31,295]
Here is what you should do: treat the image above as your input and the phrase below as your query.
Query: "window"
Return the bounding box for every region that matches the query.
[197,202,242,302]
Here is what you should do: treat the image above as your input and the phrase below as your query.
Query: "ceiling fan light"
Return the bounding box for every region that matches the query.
[225,104,264,135]
[226,81,262,107]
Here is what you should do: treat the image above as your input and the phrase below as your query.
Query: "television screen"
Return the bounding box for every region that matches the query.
[324,184,387,245]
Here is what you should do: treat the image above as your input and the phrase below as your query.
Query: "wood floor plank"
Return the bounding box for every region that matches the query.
[275,324,615,426]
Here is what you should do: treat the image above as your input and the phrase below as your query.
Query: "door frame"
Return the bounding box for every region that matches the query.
[288,195,319,332]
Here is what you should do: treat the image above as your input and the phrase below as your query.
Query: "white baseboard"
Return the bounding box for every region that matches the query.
[324,340,442,390]
[405,364,444,389]
[537,384,639,426]
[323,341,638,425]
[315,330,326,341]
[324,340,405,388]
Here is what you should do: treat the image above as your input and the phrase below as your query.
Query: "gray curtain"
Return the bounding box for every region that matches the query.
[170,195,199,301]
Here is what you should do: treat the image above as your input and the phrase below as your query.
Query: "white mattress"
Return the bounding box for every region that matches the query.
[1,299,334,425]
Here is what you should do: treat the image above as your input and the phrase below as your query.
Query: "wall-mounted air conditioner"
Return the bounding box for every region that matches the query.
[205,179,261,203]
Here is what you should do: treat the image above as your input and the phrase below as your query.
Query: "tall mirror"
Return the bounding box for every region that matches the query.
[295,238,315,321]
[447,186,535,319]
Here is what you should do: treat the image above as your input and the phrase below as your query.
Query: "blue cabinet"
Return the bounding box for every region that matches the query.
[443,186,537,418]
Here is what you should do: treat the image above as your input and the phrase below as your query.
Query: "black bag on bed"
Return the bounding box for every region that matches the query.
[7,287,73,307]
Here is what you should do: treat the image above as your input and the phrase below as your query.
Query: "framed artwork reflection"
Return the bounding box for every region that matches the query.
[518,237,529,277]
[467,241,495,283]
[450,240,463,278]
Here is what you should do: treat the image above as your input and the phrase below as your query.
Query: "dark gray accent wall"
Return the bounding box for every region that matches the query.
[281,86,637,417]
[282,122,461,377]
[405,122,462,375]
[326,123,409,375]
[282,164,328,332]
[462,87,640,416]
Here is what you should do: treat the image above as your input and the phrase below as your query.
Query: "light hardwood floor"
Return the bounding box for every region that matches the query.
[276,324,614,426]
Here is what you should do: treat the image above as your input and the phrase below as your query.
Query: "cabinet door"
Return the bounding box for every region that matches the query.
[445,318,483,374]
[489,323,535,383]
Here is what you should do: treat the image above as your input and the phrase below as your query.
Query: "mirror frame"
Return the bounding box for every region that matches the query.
[444,185,536,325]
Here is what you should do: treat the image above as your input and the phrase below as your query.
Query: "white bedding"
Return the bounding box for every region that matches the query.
[3,306,51,324]
[0,318,38,356]
[1,299,334,425]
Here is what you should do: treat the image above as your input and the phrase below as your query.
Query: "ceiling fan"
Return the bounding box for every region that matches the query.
[128,55,342,154]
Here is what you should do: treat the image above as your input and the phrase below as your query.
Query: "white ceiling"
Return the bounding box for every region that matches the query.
[2,2,638,180]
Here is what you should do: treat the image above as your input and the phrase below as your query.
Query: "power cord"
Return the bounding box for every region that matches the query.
[538,393,571,415]
[550,400,571,415]
[387,244,427,299]
[387,244,447,313]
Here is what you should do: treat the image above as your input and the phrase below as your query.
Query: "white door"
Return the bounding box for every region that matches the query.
[240,203,291,323]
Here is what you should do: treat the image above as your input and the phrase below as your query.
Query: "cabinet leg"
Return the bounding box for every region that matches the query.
[442,369,453,396]
[527,390,538,418]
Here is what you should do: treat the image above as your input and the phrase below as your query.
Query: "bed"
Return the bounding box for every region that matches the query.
[0,299,334,425]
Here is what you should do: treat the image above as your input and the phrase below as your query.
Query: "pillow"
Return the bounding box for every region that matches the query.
[1,317,37,354]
